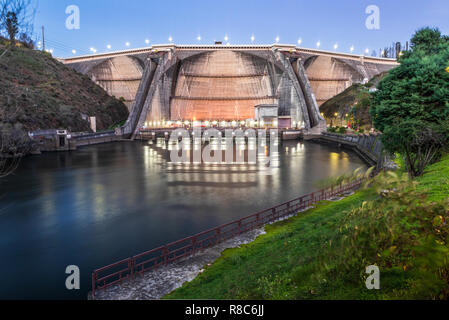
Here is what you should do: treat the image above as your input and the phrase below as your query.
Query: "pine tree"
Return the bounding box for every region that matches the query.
[6,11,18,46]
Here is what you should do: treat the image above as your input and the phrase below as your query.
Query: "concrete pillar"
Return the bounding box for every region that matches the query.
[90,117,97,133]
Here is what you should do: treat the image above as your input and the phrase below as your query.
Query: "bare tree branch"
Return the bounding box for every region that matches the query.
[0,0,36,43]
[0,100,32,178]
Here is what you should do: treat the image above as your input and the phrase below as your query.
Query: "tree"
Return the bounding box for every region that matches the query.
[410,27,448,55]
[0,0,35,44]
[0,123,31,178]
[0,106,33,178]
[371,27,449,176]
[382,119,449,177]
[5,11,18,44]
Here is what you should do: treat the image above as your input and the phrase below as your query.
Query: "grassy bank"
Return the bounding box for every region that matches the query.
[165,155,449,300]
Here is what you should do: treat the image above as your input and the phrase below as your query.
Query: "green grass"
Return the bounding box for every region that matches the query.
[166,191,377,300]
[417,154,449,202]
[165,156,449,300]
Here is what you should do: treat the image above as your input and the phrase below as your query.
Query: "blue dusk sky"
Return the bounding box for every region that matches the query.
[31,0,449,57]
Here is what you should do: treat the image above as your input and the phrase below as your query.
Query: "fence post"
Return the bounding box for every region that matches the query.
[192,236,197,255]
[216,228,221,244]
[92,272,96,299]
[163,246,169,266]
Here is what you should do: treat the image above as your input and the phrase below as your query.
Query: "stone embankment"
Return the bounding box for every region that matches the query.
[307,132,385,168]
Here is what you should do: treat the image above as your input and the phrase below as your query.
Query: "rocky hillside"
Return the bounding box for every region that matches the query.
[0,44,129,133]
[320,72,388,117]
[319,72,389,128]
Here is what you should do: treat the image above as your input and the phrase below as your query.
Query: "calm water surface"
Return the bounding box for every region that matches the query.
[0,140,366,299]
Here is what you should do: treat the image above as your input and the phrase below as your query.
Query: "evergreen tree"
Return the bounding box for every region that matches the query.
[6,11,18,45]
[371,27,449,176]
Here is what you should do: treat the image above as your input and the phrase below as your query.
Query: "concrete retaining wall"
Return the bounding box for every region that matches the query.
[310,132,384,167]
[31,131,120,153]
[74,133,119,147]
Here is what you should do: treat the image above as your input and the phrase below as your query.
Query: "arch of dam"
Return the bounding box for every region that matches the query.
[62,44,398,138]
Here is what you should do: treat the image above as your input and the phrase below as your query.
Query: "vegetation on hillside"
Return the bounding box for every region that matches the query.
[0,44,129,133]
[165,155,449,300]
[0,1,129,175]
[320,72,387,129]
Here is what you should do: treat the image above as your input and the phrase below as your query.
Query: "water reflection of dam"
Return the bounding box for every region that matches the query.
[147,137,279,167]
[1,141,366,299]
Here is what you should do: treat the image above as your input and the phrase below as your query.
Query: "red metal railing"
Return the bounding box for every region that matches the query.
[91,178,365,298]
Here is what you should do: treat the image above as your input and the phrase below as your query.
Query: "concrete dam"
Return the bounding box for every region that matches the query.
[62,44,397,137]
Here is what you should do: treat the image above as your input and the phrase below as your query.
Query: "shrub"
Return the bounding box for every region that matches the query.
[322,171,449,299]
[337,127,347,134]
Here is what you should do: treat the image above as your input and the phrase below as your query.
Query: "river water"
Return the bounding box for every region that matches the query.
[0,140,366,299]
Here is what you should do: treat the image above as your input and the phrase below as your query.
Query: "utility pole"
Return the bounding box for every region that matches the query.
[42,26,45,51]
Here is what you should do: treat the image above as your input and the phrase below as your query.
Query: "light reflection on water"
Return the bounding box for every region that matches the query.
[0,140,366,299]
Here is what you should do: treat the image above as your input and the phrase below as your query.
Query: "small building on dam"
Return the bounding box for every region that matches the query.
[62,44,397,137]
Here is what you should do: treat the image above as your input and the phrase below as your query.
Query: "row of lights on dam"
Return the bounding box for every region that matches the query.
[143,119,306,130]
[71,36,373,56]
